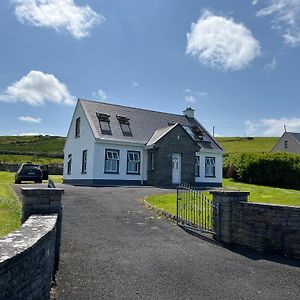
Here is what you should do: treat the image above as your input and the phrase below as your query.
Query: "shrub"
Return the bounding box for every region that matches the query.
[223,152,300,189]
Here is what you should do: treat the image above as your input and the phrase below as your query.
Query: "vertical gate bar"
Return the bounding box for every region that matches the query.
[204,193,207,231]
[176,187,179,225]
[193,188,196,226]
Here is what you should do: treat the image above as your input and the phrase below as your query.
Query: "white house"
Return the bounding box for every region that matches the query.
[271,132,300,155]
[63,99,224,187]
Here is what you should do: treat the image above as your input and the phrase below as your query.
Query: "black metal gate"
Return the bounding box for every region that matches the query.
[176,183,219,234]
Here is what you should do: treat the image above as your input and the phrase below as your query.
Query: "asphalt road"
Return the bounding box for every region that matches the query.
[54,184,300,300]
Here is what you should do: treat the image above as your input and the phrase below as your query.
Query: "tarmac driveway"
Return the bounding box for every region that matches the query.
[56,184,300,300]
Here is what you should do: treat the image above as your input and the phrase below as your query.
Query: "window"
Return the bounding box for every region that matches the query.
[105,149,119,173]
[97,113,112,135]
[284,140,288,149]
[205,157,215,177]
[195,156,200,177]
[67,154,72,175]
[117,115,132,137]
[127,151,141,174]
[75,117,80,138]
[150,152,155,170]
[82,150,87,174]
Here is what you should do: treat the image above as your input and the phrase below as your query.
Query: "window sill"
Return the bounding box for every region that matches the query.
[126,172,141,175]
[104,171,119,174]
[81,172,87,175]
[205,175,216,178]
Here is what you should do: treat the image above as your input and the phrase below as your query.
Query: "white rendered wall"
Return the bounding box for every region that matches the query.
[195,151,222,184]
[93,142,148,182]
[63,102,95,180]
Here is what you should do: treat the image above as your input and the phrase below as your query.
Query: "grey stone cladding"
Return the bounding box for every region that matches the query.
[147,125,199,186]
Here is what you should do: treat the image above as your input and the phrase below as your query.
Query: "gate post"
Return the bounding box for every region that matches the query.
[210,190,249,243]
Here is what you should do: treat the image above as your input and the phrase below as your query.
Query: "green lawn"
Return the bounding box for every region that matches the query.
[146,179,300,218]
[0,172,22,237]
[0,172,63,237]
[216,137,278,154]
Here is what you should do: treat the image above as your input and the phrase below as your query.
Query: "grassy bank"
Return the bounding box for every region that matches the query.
[216,137,278,154]
[146,179,300,217]
[0,172,21,237]
[0,172,63,237]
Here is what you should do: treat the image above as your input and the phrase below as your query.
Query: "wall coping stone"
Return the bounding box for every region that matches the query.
[240,201,300,210]
[0,215,57,264]
[21,188,64,196]
[210,190,250,196]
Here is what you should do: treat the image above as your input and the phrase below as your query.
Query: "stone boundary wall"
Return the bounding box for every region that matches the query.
[0,215,57,300]
[211,190,300,259]
[0,187,64,300]
[231,202,300,258]
[0,163,63,175]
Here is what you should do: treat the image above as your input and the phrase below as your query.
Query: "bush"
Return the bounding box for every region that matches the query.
[223,152,300,189]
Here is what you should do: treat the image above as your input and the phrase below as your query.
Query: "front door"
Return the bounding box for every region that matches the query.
[172,153,181,184]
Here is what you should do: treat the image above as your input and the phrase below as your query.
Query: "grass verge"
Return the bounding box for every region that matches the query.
[0,172,22,237]
[146,179,300,218]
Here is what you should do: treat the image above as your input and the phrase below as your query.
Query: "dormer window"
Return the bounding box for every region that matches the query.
[96,113,112,135]
[117,115,132,137]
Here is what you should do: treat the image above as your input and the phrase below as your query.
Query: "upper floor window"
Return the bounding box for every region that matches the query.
[105,149,119,173]
[117,115,132,137]
[82,150,87,174]
[127,151,140,174]
[75,117,80,138]
[284,140,288,149]
[195,156,200,177]
[97,113,112,135]
[67,154,72,175]
[205,157,215,178]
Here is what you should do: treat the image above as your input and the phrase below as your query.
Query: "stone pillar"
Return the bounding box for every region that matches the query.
[21,187,64,278]
[210,190,249,243]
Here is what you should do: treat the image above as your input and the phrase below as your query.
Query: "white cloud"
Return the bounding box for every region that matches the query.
[185,95,196,103]
[252,0,259,5]
[130,81,140,88]
[0,70,75,106]
[12,0,104,39]
[18,132,45,136]
[264,57,277,71]
[183,88,208,103]
[245,117,300,136]
[93,89,108,102]
[256,0,300,46]
[186,10,261,71]
[18,116,42,123]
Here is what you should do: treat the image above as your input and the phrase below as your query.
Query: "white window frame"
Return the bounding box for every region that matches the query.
[195,156,200,177]
[67,154,72,175]
[82,150,87,174]
[205,157,215,178]
[127,151,141,174]
[105,149,120,173]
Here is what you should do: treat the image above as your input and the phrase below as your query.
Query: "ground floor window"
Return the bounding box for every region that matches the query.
[105,149,120,173]
[67,154,72,175]
[195,156,200,177]
[82,150,87,174]
[127,151,141,174]
[205,157,215,177]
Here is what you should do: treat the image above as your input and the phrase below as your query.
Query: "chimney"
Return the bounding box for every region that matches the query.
[183,107,195,118]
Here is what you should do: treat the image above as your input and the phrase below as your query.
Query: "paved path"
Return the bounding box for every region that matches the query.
[55,185,300,300]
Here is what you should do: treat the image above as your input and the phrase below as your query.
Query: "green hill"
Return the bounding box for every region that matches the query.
[215,137,278,154]
[0,135,65,164]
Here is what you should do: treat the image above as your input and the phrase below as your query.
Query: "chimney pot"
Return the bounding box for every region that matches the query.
[183,107,195,118]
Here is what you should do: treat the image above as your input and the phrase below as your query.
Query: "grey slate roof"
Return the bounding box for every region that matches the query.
[146,124,178,147]
[79,99,223,151]
[290,132,300,143]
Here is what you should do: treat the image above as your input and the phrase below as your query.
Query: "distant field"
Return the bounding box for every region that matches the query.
[216,137,278,154]
[0,135,65,154]
[0,135,65,164]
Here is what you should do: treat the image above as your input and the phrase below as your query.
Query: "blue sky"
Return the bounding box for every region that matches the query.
[0,0,299,137]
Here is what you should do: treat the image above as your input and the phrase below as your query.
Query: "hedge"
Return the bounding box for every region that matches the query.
[223,152,300,189]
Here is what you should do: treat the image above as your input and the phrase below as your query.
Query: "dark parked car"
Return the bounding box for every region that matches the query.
[15,163,44,184]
